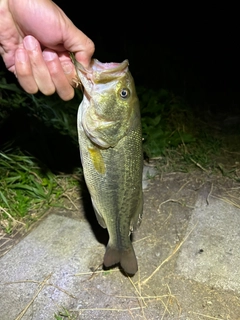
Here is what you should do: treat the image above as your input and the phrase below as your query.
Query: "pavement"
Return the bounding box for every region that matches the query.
[0,167,240,320]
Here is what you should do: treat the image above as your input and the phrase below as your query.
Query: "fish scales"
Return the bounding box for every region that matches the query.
[74,58,143,274]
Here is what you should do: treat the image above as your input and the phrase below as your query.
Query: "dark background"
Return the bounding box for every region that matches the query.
[54,3,240,113]
[0,3,239,113]
[0,3,239,171]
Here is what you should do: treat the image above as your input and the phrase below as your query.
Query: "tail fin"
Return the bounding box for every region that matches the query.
[120,245,138,275]
[103,244,138,275]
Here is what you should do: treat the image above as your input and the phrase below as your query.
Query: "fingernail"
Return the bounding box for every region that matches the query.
[23,36,37,51]
[61,62,73,74]
[16,49,28,63]
[42,50,57,61]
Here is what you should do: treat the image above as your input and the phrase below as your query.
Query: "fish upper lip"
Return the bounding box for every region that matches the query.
[92,59,129,72]
[77,59,129,81]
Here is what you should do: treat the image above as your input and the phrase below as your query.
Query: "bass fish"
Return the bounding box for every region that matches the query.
[74,58,143,274]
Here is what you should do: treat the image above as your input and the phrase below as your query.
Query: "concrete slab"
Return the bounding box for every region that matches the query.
[0,214,104,320]
[176,192,240,293]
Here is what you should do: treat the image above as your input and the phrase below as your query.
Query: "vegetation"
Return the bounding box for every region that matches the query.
[54,307,77,320]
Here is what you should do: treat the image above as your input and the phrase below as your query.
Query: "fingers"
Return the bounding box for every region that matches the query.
[74,38,95,69]
[15,36,55,95]
[14,48,38,94]
[60,19,95,69]
[15,36,76,100]
[43,50,75,101]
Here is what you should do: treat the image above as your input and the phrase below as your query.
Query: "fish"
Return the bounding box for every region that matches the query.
[74,58,143,274]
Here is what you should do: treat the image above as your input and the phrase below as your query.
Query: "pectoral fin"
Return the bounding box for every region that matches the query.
[88,146,105,174]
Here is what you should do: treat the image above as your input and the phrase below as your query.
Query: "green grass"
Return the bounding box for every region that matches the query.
[138,86,196,158]
[0,72,239,234]
[0,71,81,144]
[138,86,240,180]
[54,307,77,320]
[0,147,81,233]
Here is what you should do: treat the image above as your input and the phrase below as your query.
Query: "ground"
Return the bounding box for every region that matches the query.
[1,165,240,320]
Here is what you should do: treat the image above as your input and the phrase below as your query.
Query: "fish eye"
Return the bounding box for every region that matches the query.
[119,88,130,99]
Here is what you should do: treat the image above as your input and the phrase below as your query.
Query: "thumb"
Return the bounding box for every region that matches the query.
[61,19,95,68]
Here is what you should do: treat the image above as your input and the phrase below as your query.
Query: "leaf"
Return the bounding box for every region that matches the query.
[0,191,10,209]
[10,183,47,199]
[0,82,23,94]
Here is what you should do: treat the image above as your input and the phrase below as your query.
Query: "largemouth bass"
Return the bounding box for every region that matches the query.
[74,58,143,274]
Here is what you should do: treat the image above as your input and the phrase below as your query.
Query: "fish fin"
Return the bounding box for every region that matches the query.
[130,192,143,232]
[120,245,138,275]
[91,197,107,228]
[104,244,138,275]
[87,146,106,174]
[103,246,121,268]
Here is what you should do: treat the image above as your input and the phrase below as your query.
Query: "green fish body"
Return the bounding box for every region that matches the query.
[75,59,143,274]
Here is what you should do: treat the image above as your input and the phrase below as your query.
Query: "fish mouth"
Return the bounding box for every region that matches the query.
[91,60,129,73]
[78,59,129,73]
[75,59,129,89]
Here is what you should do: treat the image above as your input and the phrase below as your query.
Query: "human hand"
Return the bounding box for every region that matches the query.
[0,0,94,100]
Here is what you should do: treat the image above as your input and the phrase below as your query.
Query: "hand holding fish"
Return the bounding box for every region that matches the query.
[0,0,94,100]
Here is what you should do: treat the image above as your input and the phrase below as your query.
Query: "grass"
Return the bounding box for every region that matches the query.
[0,71,239,235]
[0,147,82,233]
[138,86,196,158]
[138,86,240,182]
[0,72,83,233]
[54,307,77,320]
